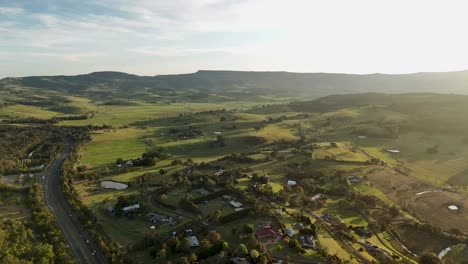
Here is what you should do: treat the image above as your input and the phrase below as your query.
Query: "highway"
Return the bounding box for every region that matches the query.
[43,140,107,264]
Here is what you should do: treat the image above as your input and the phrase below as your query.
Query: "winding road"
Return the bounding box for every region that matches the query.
[42,140,107,264]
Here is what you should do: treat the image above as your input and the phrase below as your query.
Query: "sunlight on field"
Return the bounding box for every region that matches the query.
[80,128,149,167]
[0,104,59,120]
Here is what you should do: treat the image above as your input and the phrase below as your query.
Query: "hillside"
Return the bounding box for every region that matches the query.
[2,70,468,101]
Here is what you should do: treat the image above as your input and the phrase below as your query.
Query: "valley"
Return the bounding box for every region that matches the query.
[1,72,468,263]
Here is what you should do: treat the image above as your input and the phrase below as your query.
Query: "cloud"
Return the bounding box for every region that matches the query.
[2,0,468,77]
[0,6,24,17]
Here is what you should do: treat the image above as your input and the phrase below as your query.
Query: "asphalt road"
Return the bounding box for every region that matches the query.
[43,140,107,264]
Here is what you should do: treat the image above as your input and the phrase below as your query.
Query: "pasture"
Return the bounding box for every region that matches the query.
[80,128,149,167]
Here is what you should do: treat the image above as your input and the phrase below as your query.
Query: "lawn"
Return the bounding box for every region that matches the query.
[97,211,150,245]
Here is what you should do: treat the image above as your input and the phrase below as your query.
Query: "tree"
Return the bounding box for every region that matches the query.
[157,249,167,261]
[213,210,222,223]
[115,158,124,165]
[235,244,248,257]
[426,145,439,154]
[250,249,260,259]
[231,227,238,235]
[243,224,254,234]
[220,116,226,122]
[181,237,191,253]
[187,253,197,263]
[419,252,442,264]
[389,205,400,217]
[206,230,221,243]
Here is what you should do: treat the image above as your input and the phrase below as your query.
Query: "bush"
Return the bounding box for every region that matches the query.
[243,224,254,234]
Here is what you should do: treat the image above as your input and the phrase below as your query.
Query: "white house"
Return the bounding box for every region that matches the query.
[188,236,200,247]
[122,204,140,212]
[229,201,243,208]
[287,180,297,186]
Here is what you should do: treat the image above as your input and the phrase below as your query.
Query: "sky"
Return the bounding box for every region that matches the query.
[1,0,468,78]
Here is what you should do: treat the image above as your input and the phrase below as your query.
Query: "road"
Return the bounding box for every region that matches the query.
[43,140,107,264]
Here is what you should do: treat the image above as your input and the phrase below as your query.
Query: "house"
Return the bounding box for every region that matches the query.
[261,221,272,229]
[255,229,279,240]
[195,188,208,195]
[387,149,400,153]
[124,160,134,166]
[286,227,295,237]
[146,213,170,223]
[122,204,140,213]
[188,236,199,247]
[230,257,250,264]
[215,169,226,176]
[301,235,317,249]
[294,223,305,230]
[213,132,222,135]
[311,193,321,201]
[229,201,243,208]
[222,195,232,201]
[272,209,283,216]
[287,180,297,186]
[347,175,362,184]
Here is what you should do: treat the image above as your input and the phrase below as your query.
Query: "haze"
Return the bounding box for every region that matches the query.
[1,0,468,78]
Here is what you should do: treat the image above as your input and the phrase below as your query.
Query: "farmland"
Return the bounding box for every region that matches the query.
[2,78,468,264]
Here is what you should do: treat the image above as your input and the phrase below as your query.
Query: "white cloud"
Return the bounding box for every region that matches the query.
[0,6,24,17]
[2,0,468,77]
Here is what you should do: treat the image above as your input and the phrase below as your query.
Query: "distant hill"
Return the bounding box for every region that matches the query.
[252,93,468,135]
[2,70,468,100]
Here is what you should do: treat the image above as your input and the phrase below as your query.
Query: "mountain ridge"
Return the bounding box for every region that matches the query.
[2,69,468,100]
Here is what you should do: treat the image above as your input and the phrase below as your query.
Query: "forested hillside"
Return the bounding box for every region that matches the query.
[3,70,468,101]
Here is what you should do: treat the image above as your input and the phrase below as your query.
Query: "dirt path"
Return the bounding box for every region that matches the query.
[262,235,282,252]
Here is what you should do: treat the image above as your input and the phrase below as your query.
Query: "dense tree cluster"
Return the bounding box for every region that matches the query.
[0,125,89,175]
[61,143,128,262]
[169,126,203,139]
[3,114,90,124]
[27,185,74,263]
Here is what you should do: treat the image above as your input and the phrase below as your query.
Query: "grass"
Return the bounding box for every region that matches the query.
[0,192,31,221]
[0,104,60,120]
[60,101,247,127]
[97,211,151,245]
[80,128,149,167]
[444,244,468,263]
[313,142,369,162]
[317,231,352,260]
[75,183,142,209]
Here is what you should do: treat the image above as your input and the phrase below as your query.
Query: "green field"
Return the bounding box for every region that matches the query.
[80,128,149,167]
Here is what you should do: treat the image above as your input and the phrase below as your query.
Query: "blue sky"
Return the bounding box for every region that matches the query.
[1,0,468,77]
